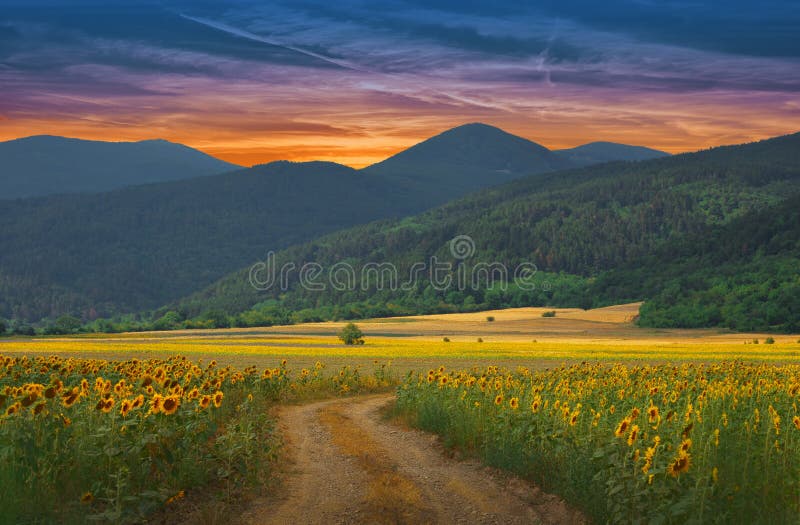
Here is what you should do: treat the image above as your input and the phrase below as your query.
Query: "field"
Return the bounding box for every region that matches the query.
[2,304,800,523]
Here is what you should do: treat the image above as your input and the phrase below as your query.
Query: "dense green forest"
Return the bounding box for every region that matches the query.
[593,194,800,332]
[145,131,800,333]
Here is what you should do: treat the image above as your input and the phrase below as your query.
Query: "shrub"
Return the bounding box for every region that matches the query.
[765,337,775,344]
[541,310,556,318]
[443,337,450,342]
[338,323,365,345]
[477,338,483,343]
[486,316,495,322]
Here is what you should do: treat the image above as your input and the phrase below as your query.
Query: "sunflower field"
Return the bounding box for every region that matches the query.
[0,354,394,524]
[396,362,800,524]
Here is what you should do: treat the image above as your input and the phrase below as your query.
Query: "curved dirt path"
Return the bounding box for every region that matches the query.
[239,394,584,525]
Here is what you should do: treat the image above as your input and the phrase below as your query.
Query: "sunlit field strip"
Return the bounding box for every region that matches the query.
[3,338,800,361]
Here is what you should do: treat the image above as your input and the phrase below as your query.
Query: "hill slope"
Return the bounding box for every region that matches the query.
[0,136,240,199]
[171,132,800,331]
[363,123,574,203]
[555,142,669,167]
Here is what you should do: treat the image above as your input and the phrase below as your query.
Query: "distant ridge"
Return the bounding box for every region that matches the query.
[0,135,241,199]
[364,123,574,202]
[554,142,669,167]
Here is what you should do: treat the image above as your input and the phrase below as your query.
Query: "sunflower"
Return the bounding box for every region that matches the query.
[530,398,541,413]
[150,394,164,414]
[33,401,47,416]
[5,402,21,416]
[494,394,504,406]
[62,392,79,408]
[131,394,145,409]
[793,416,800,431]
[627,425,640,446]
[614,417,631,438]
[101,398,115,413]
[81,492,93,505]
[21,392,38,407]
[647,405,660,424]
[679,438,692,453]
[198,395,211,410]
[569,411,580,426]
[44,386,57,399]
[509,397,519,410]
[120,399,132,417]
[162,396,180,415]
[667,452,691,477]
[262,368,273,380]
[213,391,224,408]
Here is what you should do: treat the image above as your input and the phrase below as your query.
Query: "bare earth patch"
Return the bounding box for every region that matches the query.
[238,394,584,525]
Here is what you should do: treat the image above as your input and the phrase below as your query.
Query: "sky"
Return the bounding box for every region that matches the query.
[1,0,799,167]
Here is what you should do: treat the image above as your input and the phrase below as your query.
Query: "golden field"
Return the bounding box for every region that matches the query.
[2,304,799,372]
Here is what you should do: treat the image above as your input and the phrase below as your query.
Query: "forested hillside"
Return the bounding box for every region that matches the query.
[169,132,800,332]
[2,123,619,323]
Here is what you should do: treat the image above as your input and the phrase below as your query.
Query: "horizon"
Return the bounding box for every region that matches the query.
[2,1,799,167]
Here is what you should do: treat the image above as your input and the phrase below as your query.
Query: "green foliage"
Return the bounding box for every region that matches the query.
[338,323,365,345]
[45,315,83,335]
[765,337,775,344]
[0,319,5,335]
[172,132,800,334]
[485,316,495,322]
[397,362,800,524]
[541,310,556,317]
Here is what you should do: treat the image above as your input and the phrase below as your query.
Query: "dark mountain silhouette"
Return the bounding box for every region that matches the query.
[555,141,669,167]
[0,135,240,199]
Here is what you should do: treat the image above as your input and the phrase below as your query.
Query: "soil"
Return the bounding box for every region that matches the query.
[237,394,585,525]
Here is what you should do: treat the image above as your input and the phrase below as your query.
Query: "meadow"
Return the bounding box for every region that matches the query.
[2,305,799,523]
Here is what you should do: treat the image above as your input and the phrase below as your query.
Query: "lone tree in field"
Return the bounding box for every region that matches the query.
[338,322,365,345]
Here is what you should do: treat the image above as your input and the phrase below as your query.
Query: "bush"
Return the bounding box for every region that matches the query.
[542,310,556,318]
[338,323,365,345]
[0,320,6,335]
[13,325,36,336]
[486,316,495,322]
[443,337,450,342]
[765,337,775,344]
[753,339,759,344]
[477,337,483,343]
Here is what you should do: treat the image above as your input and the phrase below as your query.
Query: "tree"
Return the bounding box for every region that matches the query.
[0,319,6,335]
[338,322,365,345]
[48,315,82,335]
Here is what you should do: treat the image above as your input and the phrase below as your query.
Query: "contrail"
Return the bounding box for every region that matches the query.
[180,14,371,73]
[180,13,514,114]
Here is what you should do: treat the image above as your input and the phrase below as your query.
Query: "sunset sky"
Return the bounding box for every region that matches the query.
[1,0,799,167]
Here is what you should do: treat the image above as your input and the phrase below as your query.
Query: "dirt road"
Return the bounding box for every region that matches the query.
[238,394,584,525]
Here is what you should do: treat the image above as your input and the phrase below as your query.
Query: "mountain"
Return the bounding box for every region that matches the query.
[554,142,669,167]
[363,123,574,203]
[0,123,728,324]
[0,135,240,199]
[170,132,800,332]
[0,160,420,321]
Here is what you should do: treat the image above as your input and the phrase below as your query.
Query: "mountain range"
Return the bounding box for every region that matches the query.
[0,135,240,199]
[0,123,670,323]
